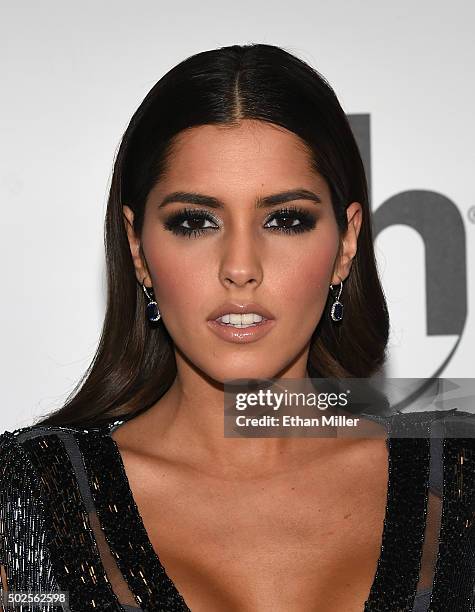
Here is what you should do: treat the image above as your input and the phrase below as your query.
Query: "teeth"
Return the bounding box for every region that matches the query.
[216,313,264,326]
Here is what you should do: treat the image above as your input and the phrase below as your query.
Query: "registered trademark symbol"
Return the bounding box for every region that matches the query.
[468,206,475,223]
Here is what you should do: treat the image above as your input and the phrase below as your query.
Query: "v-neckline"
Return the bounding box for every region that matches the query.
[98,413,432,611]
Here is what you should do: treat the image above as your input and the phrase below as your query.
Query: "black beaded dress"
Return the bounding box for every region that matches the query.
[0,409,473,612]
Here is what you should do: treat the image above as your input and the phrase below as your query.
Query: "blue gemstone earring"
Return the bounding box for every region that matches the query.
[329,278,344,322]
[141,281,161,322]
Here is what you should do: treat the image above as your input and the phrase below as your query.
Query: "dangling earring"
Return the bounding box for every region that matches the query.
[141,280,161,322]
[329,277,344,322]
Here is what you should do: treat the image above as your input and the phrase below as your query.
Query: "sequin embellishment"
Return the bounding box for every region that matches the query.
[0,410,474,611]
[430,436,475,610]
[76,431,190,611]
[363,413,432,611]
[0,430,63,612]
[21,433,125,611]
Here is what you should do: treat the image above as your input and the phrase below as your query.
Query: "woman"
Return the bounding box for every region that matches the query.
[0,43,473,612]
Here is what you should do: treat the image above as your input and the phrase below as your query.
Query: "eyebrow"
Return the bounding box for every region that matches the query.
[157,188,323,210]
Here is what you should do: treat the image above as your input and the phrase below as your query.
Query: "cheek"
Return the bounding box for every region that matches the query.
[142,240,212,318]
[273,237,339,316]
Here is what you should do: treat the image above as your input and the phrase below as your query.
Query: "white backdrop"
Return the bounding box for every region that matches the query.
[1,0,474,431]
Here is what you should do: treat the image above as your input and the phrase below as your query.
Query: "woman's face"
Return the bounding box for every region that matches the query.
[124,119,361,382]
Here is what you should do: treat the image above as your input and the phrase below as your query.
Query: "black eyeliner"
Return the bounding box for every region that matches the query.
[162,205,317,238]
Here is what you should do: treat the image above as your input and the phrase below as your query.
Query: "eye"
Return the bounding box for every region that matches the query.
[163,208,220,238]
[264,206,317,234]
[162,205,317,238]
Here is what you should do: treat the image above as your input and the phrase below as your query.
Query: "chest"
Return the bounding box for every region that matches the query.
[124,443,392,611]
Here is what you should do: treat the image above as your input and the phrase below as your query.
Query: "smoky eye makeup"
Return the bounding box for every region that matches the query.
[163,207,221,238]
[265,206,317,234]
[162,205,318,239]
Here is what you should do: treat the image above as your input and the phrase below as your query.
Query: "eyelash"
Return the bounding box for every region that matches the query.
[163,206,317,238]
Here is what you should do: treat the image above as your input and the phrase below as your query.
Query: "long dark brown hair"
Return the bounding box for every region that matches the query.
[36,43,389,428]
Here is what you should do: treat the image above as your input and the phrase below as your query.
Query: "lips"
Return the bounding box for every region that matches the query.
[207,302,275,322]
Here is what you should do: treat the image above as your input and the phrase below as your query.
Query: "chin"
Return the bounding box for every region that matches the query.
[204,362,282,385]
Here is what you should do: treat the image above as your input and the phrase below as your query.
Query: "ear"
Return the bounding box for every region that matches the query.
[122,205,152,287]
[331,202,363,285]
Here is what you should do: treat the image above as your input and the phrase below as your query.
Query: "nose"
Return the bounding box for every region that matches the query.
[219,229,264,289]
